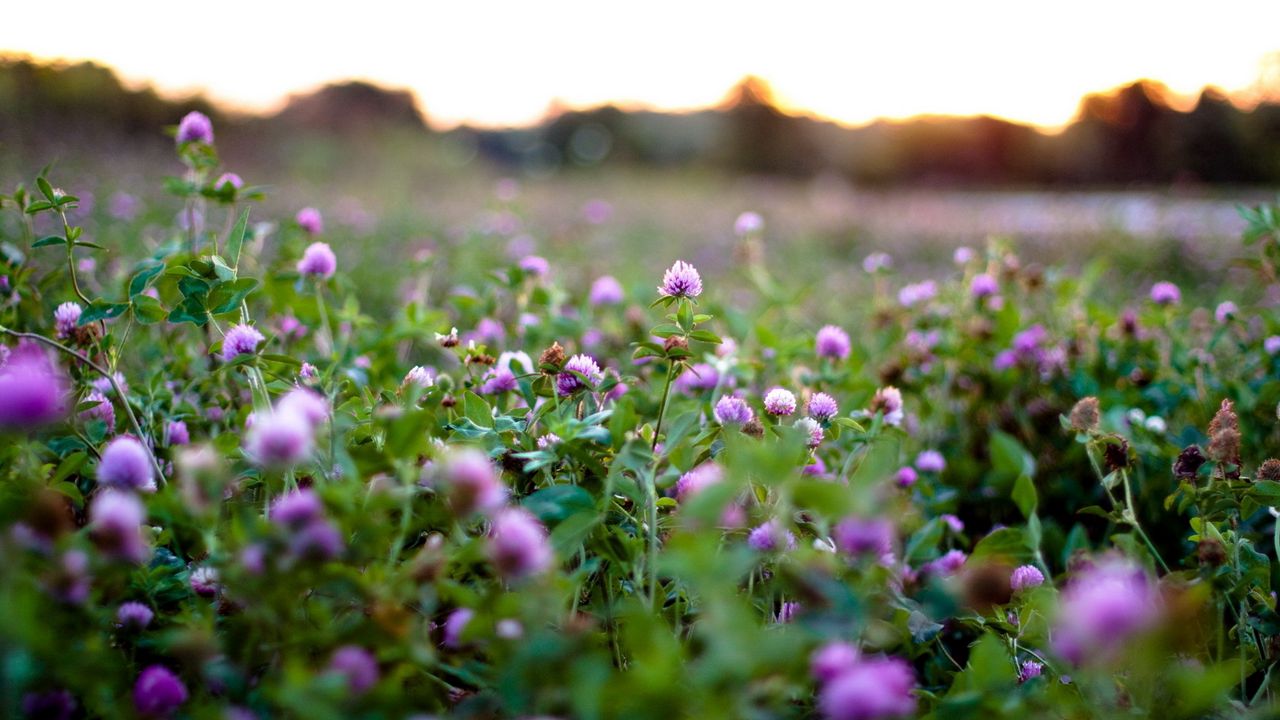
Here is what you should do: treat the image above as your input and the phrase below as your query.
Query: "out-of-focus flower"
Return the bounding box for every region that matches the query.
[747,519,796,552]
[79,391,115,430]
[658,260,702,299]
[98,437,156,492]
[296,207,324,235]
[21,689,76,720]
[763,388,797,416]
[297,242,337,279]
[166,420,189,446]
[518,255,549,277]
[869,386,903,427]
[479,367,518,395]
[953,246,975,265]
[440,448,506,517]
[796,417,824,447]
[277,387,330,428]
[1017,660,1044,683]
[734,211,764,236]
[1052,555,1160,665]
[1215,301,1237,324]
[925,549,967,577]
[243,408,313,468]
[90,490,148,562]
[862,252,892,273]
[1265,336,1280,355]
[327,646,379,695]
[674,362,719,395]
[970,273,998,298]
[894,466,918,488]
[810,642,861,682]
[443,608,474,648]
[0,344,69,429]
[221,324,265,362]
[215,172,243,191]
[897,281,937,307]
[133,666,188,717]
[176,111,213,144]
[817,656,916,720]
[915,450,945,473]
[675,462,723,501]
[403,365,434,390]
[116,601,154,630]
[1149,281,1181,306]
[589,275,625,305]
[488,508,553,580]
[189,566,219,597]
[833,517,894,561]
[816,325,852,360]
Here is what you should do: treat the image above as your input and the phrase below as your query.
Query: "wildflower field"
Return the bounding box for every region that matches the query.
[4,112,1280,720]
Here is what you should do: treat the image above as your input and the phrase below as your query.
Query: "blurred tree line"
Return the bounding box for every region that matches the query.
[2,56,1278,186]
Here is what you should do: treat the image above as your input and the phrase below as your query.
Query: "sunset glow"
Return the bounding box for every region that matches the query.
[3,0,1278,129]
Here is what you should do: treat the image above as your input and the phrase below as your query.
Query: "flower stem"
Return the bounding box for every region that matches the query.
[652,361,676,451]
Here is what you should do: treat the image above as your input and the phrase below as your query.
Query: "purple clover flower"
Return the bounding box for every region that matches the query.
[479,367,519,395]
[833,518,894,561]
[556,353,602,396]
[763,388,797,416]
[1010,564,1046,592]
[714,395,754,426]
[215,172,243,190]
[443,608,474,649]
[221,324,265,362]
[808,392,839,422]
[658,260,702,299]
[79,390,115,430]
[243,408,313,468]
[1018,660,1044,683]
[894,466,918,488]
[54,302,82,339]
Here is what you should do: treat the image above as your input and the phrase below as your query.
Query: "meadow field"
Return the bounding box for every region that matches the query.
[3,113,1280,720]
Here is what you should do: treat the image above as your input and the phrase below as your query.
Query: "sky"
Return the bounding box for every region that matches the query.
[3,0,1279,130]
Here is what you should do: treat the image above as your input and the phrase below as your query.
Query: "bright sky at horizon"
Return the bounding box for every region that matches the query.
[3,0,1278,130]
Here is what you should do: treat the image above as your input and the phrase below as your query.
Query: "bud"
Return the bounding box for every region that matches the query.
[1206,399,1241,474]
[436,327,460,348]
[539,341,566,372]
[1197,538,1227,567]
[1258,459,1280,482]
[1102,437,1130,474]
[1173,445,1207,480]
[1068,396,1100,433]
[663,335,689,354]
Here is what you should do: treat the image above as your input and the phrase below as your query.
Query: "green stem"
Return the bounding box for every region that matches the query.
[314,282,334,358]
[651,361,676,451]
[57,209,91,306]
[1121,470,1169,572]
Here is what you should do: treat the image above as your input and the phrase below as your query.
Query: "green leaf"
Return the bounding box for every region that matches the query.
[226,208,250,269]
[990,430,1035,479]
[462,391,492,428]
[1012,473,1038,518]
[522,485,595,524]
[168,296,208,326]
[128,262,165,297]
[79,300,130,325]
[36,176,55,203]
[131,294,167,324]
[32,235,65,248]
[970,527,1034,563]
[206,278,259,315]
